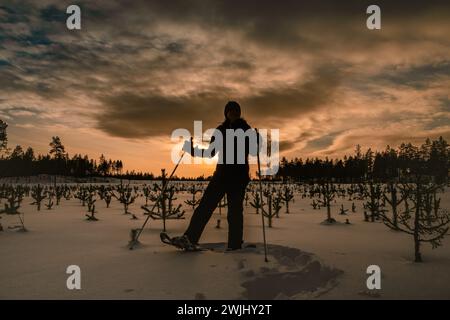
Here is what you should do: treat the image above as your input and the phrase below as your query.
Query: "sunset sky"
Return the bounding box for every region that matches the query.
[1,0,449,177]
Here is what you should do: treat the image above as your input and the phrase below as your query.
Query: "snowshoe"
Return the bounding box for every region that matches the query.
[160,232,203,251]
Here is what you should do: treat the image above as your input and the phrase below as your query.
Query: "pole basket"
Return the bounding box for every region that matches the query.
[128,228,141,250]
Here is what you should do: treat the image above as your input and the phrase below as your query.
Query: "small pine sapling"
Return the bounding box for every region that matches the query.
[255,187,278,228]
[383,182,406,230]
[316,181,337,224]
[250,191,263,214]
[280,184,294,213]
[85,192,98,221]
[363,182,386,222]
[0,186,26,231]
[184,184,202,210]
[272,189,283,219]
[104,191,112,208]
[141,169,185,232]
[54,185,65,205]
[380,178,450,262]
[142,184,152,206]
[74,187,89,207]
[45,190,55,210]
[1,186,23,215]
[113,182,138,215]
[30,184,46,211]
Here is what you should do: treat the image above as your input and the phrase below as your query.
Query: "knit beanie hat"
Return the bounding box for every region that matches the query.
[224,101,241,118]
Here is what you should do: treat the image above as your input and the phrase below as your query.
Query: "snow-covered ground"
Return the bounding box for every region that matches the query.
[1,182,449,300]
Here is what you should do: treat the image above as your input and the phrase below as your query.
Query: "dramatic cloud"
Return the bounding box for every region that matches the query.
[97,64,343,138]
[0,0,449,174]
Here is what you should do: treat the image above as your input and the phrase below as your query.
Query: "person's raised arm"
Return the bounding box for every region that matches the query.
[182,135,217,159]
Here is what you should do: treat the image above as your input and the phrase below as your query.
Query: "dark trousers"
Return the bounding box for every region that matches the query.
[184,175,249,248]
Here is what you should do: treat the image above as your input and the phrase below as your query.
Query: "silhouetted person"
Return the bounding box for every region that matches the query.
[174,101,258,250]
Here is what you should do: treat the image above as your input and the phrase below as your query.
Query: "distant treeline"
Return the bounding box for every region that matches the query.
[0,122,209,180]
[0,136,127,178]
[276,137,449,183]
[1,120,448,182]
[0,136,213,180]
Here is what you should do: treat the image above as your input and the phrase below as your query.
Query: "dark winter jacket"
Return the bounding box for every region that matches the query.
[206,118,259,182]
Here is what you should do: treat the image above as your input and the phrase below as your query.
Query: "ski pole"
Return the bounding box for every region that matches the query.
[255,128,269,262]
[129,149,186,249]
